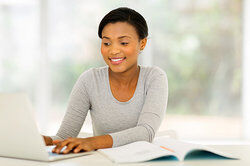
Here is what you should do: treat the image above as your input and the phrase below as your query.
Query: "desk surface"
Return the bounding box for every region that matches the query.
[0,144,249,166]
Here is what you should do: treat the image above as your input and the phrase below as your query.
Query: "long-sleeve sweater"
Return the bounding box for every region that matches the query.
[51,65,168,147]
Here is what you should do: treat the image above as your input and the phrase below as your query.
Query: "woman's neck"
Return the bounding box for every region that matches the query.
[109,65,140,87]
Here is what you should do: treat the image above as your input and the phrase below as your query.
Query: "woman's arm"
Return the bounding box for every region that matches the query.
[50,71,91,141]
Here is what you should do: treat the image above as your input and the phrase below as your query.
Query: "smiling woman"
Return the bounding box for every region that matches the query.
[42,7,168,154]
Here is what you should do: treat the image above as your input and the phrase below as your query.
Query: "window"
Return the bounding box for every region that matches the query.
[0,0,244,141]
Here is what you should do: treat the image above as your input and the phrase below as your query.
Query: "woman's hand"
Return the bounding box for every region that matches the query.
[52,135,113,154]
[52,137,95,154]
[42,135,53,146]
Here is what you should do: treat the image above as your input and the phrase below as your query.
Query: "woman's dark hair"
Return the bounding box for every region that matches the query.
[98,7,148,40]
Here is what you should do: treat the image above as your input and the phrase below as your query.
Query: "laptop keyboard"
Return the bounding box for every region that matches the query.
[46,145,93,160]
[46,146,67,156]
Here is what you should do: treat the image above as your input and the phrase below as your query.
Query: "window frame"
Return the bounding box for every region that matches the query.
[242,0,250,140]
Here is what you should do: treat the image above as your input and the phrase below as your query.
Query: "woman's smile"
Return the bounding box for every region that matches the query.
[109,57,126,65]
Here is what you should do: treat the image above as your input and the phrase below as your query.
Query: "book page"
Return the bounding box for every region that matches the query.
[153,137,238,160]
[195,145,239,160]
[153,137,200,160]
[98,141,175,163]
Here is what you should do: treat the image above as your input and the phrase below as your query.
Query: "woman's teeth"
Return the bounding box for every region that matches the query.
[111,58,124,62]
[109,57,126,65]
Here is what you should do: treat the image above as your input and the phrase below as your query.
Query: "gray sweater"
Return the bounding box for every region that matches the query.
[51,65,168,147]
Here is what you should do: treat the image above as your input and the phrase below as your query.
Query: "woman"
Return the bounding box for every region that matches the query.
[43,7,168,154]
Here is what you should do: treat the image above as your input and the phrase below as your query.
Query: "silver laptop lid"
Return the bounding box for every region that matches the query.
[0,93,49,161]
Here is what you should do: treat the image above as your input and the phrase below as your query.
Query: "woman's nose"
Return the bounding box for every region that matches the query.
[110,46,120,55]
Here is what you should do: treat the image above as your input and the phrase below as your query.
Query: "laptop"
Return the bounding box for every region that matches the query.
[0,93,93,161]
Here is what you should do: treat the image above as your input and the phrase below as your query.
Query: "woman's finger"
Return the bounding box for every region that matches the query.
[53,139,71,154]
[73,145,82,153]
[52,142,62,153]
[63,142,80,154]
[74,144,92,153]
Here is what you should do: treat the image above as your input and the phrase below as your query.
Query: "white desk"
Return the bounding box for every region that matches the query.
[0,145,249,166]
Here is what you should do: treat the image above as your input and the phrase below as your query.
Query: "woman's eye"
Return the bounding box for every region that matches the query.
[104,43,110,46]
[121,42,128,45]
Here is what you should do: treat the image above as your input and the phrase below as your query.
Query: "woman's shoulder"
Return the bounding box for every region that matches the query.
[140,65,168,89]
[78,66,108,81]
[140,65,167,78]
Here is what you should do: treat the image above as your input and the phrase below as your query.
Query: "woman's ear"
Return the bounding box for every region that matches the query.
[140,38,147,51]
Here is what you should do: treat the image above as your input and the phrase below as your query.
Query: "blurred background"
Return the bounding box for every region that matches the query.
[0,0,249,143]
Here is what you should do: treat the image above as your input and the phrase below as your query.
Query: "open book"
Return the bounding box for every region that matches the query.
[98,137,238,163]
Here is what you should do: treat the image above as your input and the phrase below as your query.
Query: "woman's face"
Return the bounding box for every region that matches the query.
[101,22,147,73]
